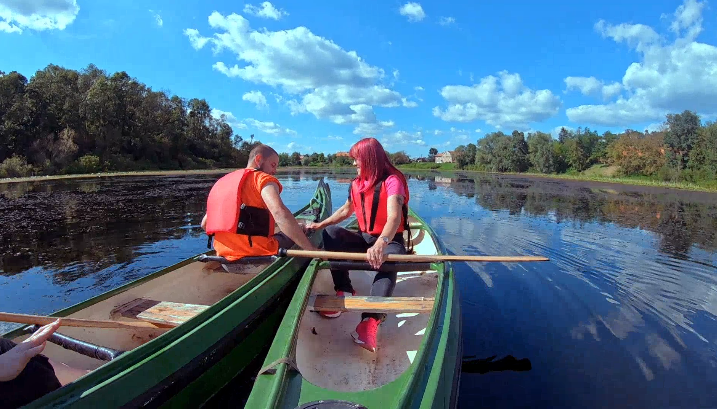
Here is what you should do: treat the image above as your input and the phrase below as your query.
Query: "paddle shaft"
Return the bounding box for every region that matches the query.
[282,249,549,263]
[0,312,166,330]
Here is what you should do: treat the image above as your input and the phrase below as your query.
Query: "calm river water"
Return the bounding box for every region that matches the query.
[1,169,716,408]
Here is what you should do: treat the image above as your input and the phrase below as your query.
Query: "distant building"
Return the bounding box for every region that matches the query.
[434,151,454,163]
[335,152,351,157]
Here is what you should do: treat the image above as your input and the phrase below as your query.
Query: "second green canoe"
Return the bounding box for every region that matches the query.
[3,178,332,408]
[244,208,463,409]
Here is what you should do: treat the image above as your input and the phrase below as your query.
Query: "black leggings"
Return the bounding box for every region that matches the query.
[321,225,407,321]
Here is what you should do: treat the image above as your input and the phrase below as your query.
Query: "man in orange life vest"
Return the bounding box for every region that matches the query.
[305,137,411,352]
[201,144,318,269]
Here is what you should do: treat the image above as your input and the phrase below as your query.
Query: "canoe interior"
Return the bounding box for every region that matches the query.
[8,259,273,371]
[295,217,440,392]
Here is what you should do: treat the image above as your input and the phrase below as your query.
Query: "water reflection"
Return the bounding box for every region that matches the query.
[1,170,717,407]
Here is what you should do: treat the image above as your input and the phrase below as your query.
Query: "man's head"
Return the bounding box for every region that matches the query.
[248,144,280,175]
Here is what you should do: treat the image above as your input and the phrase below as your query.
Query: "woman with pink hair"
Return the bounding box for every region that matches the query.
[306,137,411,352]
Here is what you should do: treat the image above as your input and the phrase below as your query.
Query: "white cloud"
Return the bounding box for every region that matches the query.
[149,10,163,27]
[415,86,424,91]
[186,12,406,135]
[327,135,343,140]
[399,2,425,22]
[566,0,717,127]
[402,98,418,108]
[433,70,562,130]
[564,76,622,100]
[439,16,455,26]
[381,130,427,148]
[210,108,295,135]
[392,69,400,80]
[475,129,482,133]
[646,122,667,133]
[242,90,268,108]
[211,108,246,129]
[184,28,209,49]
[243,2,288,20]
[551,126,574,138]
[0,0,79,33]
[244,118,297,136]
[354,120,395,136]
[286,141,312,153]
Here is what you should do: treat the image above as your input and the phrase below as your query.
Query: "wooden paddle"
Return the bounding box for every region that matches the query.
[281,249,549,263]
[0,312,169,330]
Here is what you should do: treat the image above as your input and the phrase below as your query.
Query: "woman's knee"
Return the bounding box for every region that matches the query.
[384,242,407,255]
[321,225,344,249]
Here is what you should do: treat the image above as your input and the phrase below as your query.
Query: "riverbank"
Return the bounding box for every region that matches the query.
[397,163,717,193]
[0,169,236,184]
[2,165,716,193]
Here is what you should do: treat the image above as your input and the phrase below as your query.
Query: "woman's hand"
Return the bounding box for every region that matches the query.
[0,319,60,382]
[366,239,388,270]
[303,221,323,232]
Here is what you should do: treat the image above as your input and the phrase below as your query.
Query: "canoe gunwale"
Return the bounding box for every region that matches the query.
[13,178,333,408]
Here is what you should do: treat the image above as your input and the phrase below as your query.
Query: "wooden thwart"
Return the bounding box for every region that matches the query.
[308,295,435,314]
[111,298,209,328]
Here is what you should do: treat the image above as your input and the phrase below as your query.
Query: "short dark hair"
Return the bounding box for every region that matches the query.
[248,144,279,162]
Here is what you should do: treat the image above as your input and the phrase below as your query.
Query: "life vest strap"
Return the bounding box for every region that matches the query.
[368,175,388,233]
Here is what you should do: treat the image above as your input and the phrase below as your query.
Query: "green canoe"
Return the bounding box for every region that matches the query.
[244,208,463,409]
[2,178,332,408]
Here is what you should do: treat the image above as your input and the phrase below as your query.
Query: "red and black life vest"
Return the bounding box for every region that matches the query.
[349,174,411,238]
[205,168,274,247]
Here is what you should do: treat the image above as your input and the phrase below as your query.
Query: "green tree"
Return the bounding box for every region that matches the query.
[664,110,701,170]
[527,131,556,173]
[688,122,717,179]
[511,131,529,172]
[389,151,410,165]
[278,152,290,166]
[428,147,438,160]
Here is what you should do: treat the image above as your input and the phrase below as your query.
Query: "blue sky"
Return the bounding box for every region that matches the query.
[1,0,716,157]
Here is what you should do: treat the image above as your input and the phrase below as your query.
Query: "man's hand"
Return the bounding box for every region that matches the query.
[366,239,388,270]
[0,319,60,382]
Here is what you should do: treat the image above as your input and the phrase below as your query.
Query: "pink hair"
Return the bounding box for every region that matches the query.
[349,138,410,202]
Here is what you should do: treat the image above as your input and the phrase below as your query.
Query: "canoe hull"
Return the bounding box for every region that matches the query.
[244,209,463,409]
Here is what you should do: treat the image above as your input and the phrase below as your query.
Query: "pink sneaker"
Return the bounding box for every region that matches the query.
[319,290,355,318]
[351,317,379,352]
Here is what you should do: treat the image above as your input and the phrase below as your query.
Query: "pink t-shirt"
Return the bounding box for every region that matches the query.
[355,175,406,199]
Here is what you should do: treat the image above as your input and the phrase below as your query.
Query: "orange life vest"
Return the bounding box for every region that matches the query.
[349,174,410,236]
[205,168,275,252]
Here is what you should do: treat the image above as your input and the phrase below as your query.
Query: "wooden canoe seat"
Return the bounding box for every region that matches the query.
[308,295,434,314]
[110,298,209,328]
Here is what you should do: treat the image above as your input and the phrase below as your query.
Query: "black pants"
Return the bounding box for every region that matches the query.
[322,225,407,322]
[0,338,62,409]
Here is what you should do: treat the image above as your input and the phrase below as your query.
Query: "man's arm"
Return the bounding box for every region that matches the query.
[261,182,318,251]
[200,213,207,231]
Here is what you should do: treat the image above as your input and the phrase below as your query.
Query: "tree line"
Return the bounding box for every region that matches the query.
[438,110,717,186]
[0,63,265,178]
